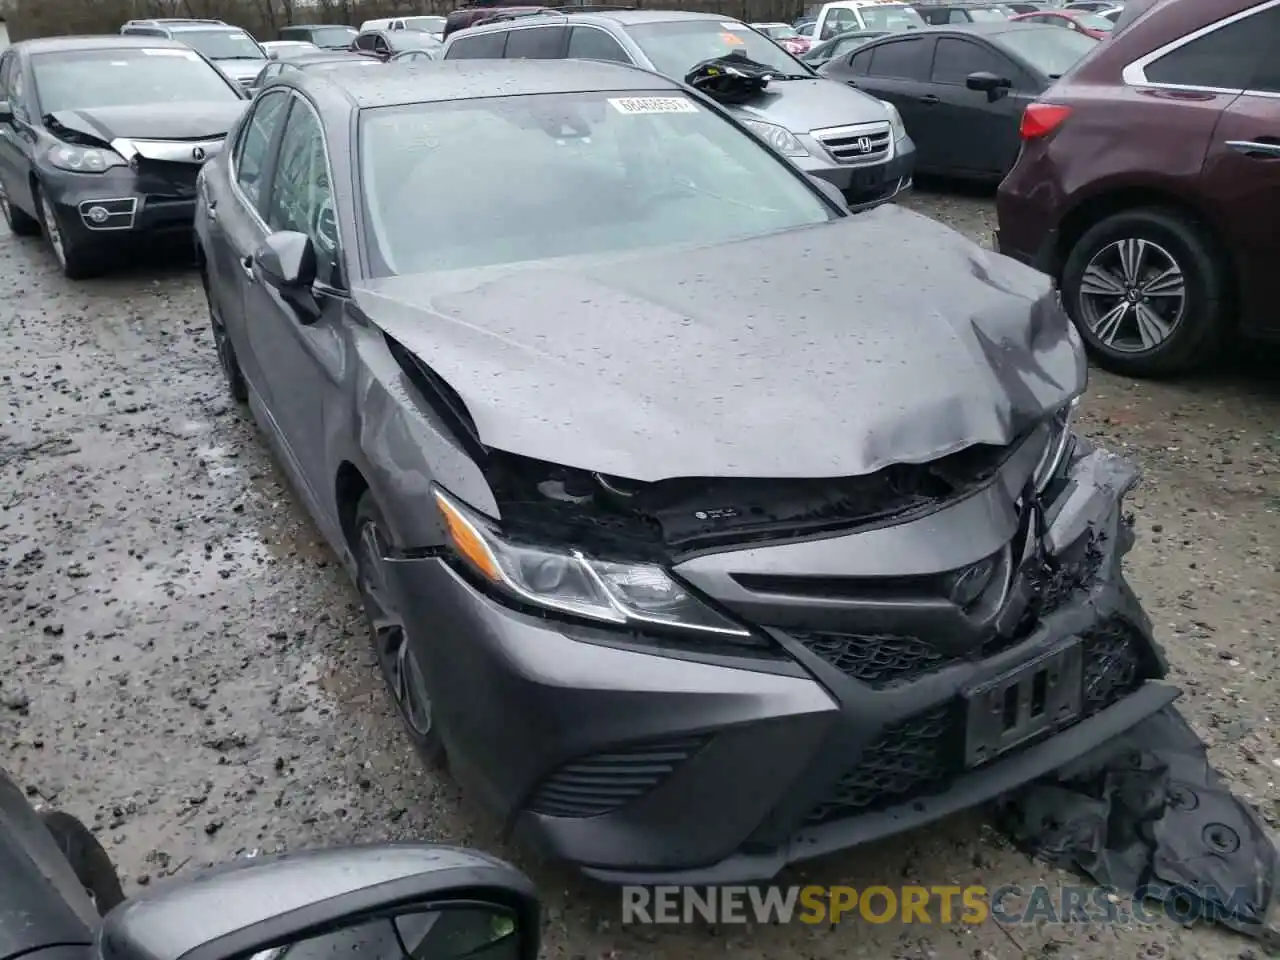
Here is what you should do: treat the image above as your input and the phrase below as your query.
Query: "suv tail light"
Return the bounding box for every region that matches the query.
[1020,103,1072,140]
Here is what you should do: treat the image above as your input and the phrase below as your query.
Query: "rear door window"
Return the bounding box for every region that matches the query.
[930,37,1011,83]
[866,37,931,79]
[1143,5,1278,91]
[566,26,631,62]
[504,25,568,59]
[445,31,508,59]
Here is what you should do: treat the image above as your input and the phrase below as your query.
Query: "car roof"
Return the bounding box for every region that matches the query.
[872,21,1061,35]
[17,34,192,54]
[165,22,245,32]
[294,58,676,109]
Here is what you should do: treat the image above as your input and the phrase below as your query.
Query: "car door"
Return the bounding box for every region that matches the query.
[209,89,290,396]
[243,92,347,502]
[1197,5,1280,338]
[923,36,1031,176]
[846,36,937,149]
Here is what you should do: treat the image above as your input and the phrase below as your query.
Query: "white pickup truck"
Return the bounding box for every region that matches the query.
[801,0,926,41]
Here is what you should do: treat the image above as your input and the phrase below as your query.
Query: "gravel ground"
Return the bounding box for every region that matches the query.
[1,186,1277,960]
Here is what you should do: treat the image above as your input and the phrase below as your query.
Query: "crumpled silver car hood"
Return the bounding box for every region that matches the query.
[351,204,1086,482]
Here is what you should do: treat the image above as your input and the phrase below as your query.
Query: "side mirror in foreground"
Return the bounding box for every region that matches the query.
[98,844,540,960]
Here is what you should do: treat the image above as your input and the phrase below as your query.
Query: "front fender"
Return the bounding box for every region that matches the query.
[341,324,497,551]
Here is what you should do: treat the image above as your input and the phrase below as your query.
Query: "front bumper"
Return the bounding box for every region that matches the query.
[40,166,201,253]
[383,445,1169,884]
[796,134,915,210]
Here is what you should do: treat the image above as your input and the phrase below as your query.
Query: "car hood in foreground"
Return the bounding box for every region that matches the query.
[352,204,1085,482]
[46,101,247,144]
[729,75,887,130]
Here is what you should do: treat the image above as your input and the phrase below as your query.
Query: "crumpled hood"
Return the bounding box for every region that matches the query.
[728,76,888,132]
[48,101,246,144]
[352,204,1086,482]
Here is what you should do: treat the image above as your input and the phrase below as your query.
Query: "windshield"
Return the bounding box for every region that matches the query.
[309,26,358,45]
[359,90,832,277]
[999,25,1097,74]
[178,28,265,60]
[1071,11,1113,29]
[858,5,927,29]
[967,8,1009,20]
[33,47,241,113]
[626,20,812,76]
[403,16,446,31]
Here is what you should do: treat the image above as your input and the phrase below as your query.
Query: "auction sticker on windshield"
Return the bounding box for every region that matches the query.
[608,97,699,114]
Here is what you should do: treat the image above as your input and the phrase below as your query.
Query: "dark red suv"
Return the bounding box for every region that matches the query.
[995,0,1280,376]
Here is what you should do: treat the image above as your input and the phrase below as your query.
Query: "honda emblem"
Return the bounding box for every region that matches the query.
[192,146,206,162]
[855,136,873,153]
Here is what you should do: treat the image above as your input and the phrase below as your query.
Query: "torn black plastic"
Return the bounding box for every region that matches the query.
[998,705,1280,945]
[683,51,776,105]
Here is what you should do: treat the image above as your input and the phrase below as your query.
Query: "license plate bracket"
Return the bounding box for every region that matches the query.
[963,638,1083,768]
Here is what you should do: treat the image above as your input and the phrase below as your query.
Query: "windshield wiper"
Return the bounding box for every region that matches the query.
[772,73,814,80]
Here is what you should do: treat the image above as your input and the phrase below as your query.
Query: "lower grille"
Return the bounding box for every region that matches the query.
[795,632,954,688]
[803,619,1147,826]
[806,705,955,825]
[135,159,200,200]
[526,735,709,818]
[1081,617,1144,714]
[813,121,892,165]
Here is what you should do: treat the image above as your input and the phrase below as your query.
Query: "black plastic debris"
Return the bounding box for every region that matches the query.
[999,705,1280,944]
[684,51,775,105]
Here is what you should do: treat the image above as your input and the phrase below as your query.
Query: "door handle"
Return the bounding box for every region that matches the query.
[919,94,940,105]
[240,255,255,279]
[1225,139,1280,159]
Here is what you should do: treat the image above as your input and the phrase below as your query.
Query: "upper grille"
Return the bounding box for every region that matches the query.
[526,734,709,818]
[795,631,954,688]
[812,121,892,165]
[803,619,1148,827]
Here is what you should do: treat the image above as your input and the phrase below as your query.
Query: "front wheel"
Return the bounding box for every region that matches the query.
[354,492,448,770]
[40,810,126,916]
[1060,208,1227,378]
[36,184,106,280]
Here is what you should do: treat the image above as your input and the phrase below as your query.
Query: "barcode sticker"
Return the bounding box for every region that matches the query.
[607,96,699,115]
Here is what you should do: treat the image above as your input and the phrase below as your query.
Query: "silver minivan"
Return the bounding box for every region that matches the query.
[440,10,916,208]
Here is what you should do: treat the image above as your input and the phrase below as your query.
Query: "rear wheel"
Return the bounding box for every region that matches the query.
[0,180,41,237]
[1061,208,1226,377]
[40,810,125,916]
[203,261,249,404]
[354,492,447,770]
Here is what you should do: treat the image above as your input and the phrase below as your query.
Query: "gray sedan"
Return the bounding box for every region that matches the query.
[193,58,1167,885]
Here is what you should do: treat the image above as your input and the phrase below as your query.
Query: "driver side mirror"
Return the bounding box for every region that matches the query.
[0,101,13,123]
[98,844,540,960]
[966,70,1012,100]
[253,231,322,322]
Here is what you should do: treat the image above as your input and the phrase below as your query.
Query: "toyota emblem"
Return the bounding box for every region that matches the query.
[856,136,873,153]
[192,146,206,162]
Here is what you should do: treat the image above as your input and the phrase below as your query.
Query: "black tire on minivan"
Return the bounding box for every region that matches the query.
[1061,207,1228,378]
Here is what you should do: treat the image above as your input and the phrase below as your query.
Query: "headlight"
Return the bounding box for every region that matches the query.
[1033,398,1079,493]
[879,99,907,141]
[47,144,127,174]
[432,488,754,641]
[740,119,810,158]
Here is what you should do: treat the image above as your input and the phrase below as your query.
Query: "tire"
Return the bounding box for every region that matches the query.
[40,810,126,916]
[204,263,249,404]
[0,180,41,237]
[1061,207,1227,378]
[34,183,106,280]
[354,491,448,770]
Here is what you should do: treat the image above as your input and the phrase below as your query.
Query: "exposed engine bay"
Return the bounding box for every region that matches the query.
[481,442,1019,558]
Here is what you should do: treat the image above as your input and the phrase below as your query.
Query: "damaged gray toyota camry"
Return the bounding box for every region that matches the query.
[194,58,1176,884]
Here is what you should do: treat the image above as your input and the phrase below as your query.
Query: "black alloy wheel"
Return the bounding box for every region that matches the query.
[354,491,447,769]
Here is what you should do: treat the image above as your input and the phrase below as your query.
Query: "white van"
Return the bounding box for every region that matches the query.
[358,15,447,39]
[802,0,926,40]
